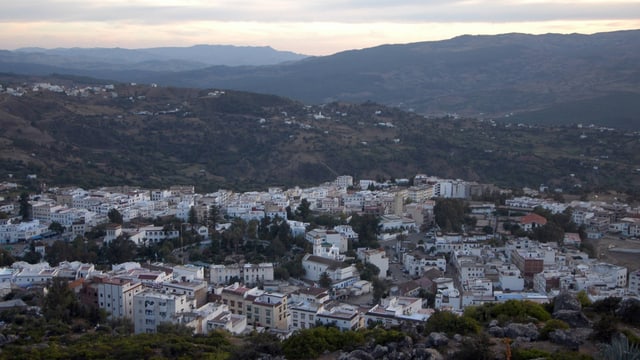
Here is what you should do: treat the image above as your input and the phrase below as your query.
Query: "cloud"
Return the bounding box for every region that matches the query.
[1,0,639,23]
[0,1,639,54]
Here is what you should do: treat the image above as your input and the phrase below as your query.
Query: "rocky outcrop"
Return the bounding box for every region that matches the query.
[552,292,592,328]
[504,323,539,341]
[488,326,505,337]
[615,298,640,325]
[553,309,592,328]
[553,292,582,312]
[338,337,443,360]
[427,332,449,347]
[548,329,583,351]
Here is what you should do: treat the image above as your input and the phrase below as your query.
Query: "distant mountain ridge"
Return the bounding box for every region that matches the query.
[5,44,308,70]
[2,30,640,128]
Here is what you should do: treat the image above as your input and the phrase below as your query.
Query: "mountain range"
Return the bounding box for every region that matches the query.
[2,30,640,129]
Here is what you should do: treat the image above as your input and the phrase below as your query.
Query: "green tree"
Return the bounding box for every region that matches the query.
[107,208,123,224]
[319,272,332,288]
[357,262,380,282]
[43,278,79,324]
[349,214,380,248]
[48,221,65,235]
[434,198,468,232]
[0,248,15,266]
[103,235,137,263]
[18,192,31,220]
[372,277,388,304]
[295,199,312,222]
[424,310,480,336]
[188,206,198,226]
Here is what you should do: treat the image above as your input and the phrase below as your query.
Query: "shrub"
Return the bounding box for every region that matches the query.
[424,310,480,336]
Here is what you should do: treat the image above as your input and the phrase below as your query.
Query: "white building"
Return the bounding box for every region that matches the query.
[209,263,274,286]
[301,254,358,283]
[498,264,525,292]
[133,289,195,334]
[356,248,389,279]
[94,276,144,319]
[365,296,429,326]
[316,303,363,331]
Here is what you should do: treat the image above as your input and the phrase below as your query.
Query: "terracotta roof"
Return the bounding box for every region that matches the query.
[520,213,548,225]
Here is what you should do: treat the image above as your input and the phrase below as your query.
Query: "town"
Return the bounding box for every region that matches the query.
[1,172,639,342]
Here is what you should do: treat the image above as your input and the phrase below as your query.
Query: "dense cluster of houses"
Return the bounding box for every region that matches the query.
[1,173,640,336]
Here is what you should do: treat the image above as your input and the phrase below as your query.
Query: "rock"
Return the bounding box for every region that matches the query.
[427,332,449,347]
[452,334,463,342]
[553,310,592,328]
[371,344,388,359]
[488,326,504,337]
[548,329,583,351]
[400,335,413,348]
[489,319,499,327]
[553,292,581,312]
[424,348,444,360]
[615,298,640,325]
[346,349,374,360]
[504,323,539,341]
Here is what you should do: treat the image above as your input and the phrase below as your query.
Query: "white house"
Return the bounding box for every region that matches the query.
[356,248,389,279]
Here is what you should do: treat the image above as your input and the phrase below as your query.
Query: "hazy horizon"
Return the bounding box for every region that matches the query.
[1,1,639,56]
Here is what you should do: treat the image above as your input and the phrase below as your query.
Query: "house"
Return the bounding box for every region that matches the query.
[133,289,195,334]
[301,254,357,283]
[356,248,389,279]
[520,213,548,232]
[563,233,582,247]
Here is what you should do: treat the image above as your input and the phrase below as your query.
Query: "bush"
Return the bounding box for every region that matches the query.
[465,300,551,325]
[424,310,480,336]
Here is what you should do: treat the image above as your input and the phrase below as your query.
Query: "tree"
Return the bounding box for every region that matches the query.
[295,199,311,222]
[319,272,332,288]
[22,245,42,264]
[48,221,65,235]
[43,278,79,324]
[103,235,137,263]
[371,277,388,304]
[358,262,380,282]
[208,205,221,227]
[188,206,198,226]
[349,214,381,248]
[107,208,123,224]
[18,192,31,220]
[434,198,468,232]
[0,248,15,266]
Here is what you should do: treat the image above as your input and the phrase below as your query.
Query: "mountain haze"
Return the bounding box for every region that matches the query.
[2,31,639,129]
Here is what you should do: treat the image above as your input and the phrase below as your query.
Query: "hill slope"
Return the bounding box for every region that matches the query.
[2,31,639,129]
[2,76,640,194]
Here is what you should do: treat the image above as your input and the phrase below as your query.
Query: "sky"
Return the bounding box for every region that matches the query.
[1,0,639,56]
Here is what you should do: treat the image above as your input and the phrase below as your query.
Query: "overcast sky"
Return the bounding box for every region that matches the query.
[2,0,639,55]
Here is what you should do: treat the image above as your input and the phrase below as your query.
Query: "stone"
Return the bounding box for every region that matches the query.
[427,332,449,347]
[615,298,640,325]
[346,349,374,360]
[553,292,581,312]
[371,344,388,359]
[424,348,444,360]
[548,329,583,351]
[489,319,499,327]
[553,310,592,328]
[504,323,539,341]
[488,326,505,337]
